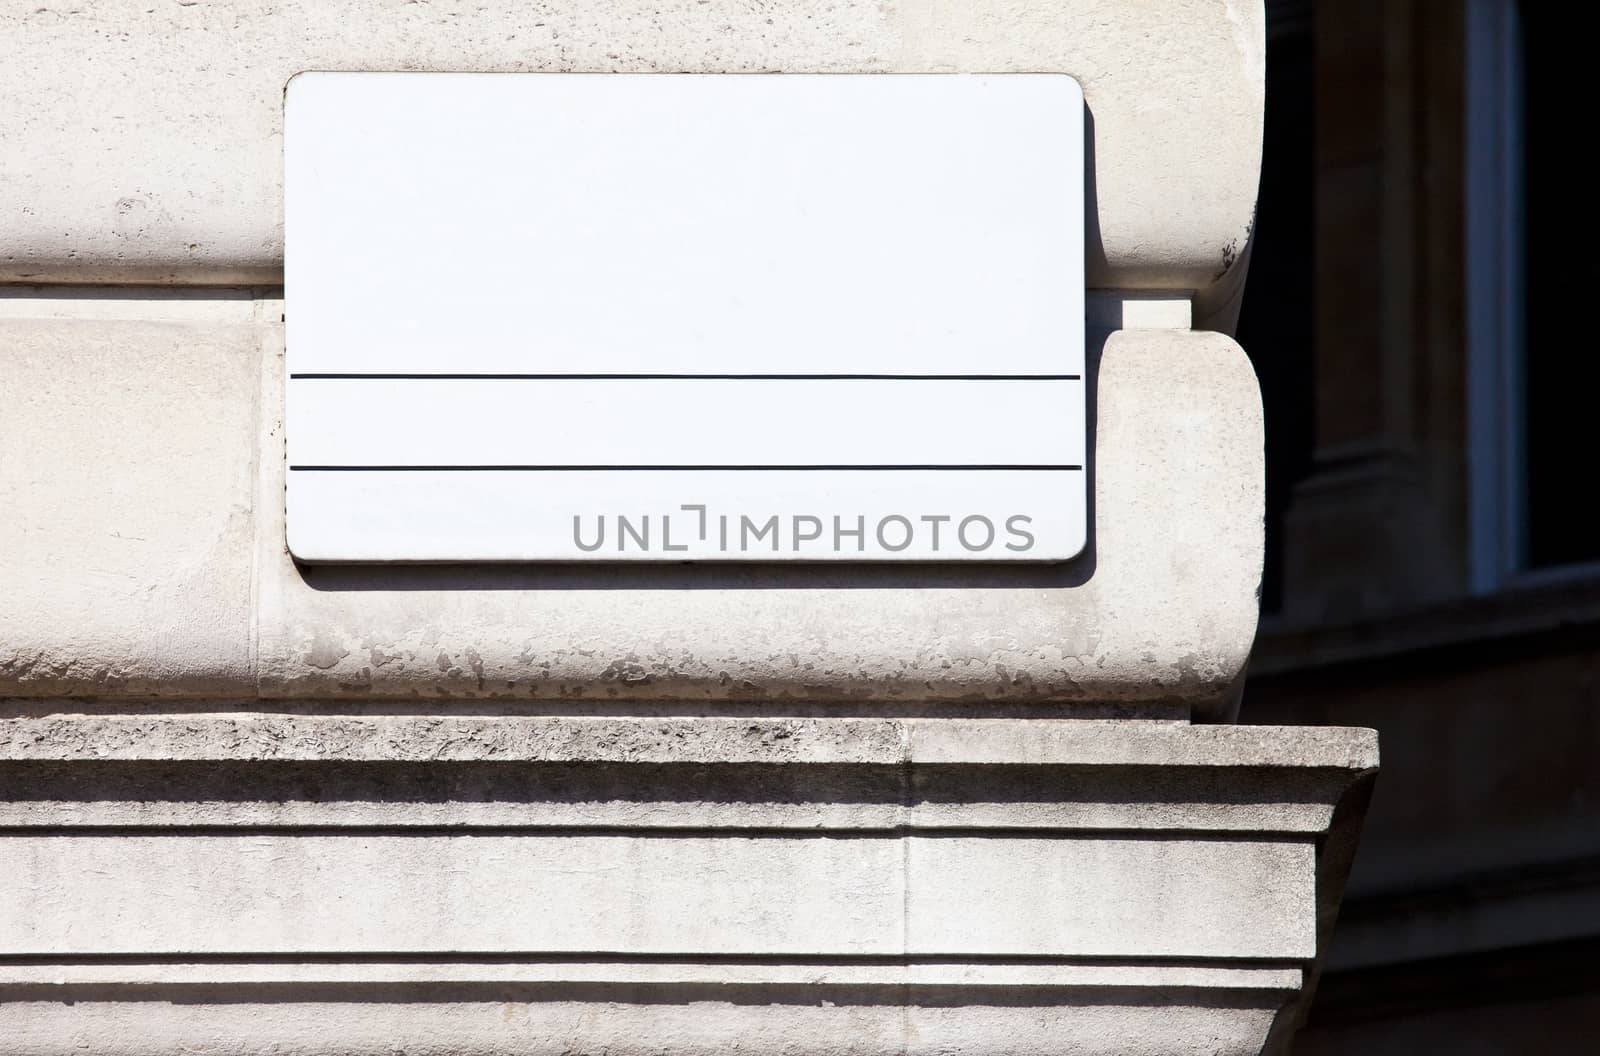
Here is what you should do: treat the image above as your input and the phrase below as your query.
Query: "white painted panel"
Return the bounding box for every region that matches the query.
[286,72,1083,377]
[286,469,1083,562]
[288,378,1082,469]
[284,73,1085,562]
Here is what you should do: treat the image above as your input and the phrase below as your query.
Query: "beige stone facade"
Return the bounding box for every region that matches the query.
[0,3,1384,1052]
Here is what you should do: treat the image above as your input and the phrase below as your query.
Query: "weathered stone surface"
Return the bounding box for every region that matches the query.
[0,300,1265,717]
[0,1000,1291,1056]
[0,307,260,697]
[0,713,1371,767]
[0,1,1263,307]
[0,833,1312,958]
[0,715,1368,833]
[0,717,1375,1056]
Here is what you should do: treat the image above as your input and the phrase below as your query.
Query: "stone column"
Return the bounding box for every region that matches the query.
[0,3,1373,1053]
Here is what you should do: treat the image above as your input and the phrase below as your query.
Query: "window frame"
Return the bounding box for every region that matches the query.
[1464,0,1526,593]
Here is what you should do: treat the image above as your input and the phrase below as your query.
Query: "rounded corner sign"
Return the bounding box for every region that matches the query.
[284,73,1086,563]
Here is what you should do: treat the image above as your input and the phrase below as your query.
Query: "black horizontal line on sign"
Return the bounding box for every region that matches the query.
[289,465,1085,472]
[288,373,1083,381]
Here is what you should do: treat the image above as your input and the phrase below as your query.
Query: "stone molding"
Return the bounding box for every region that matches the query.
[0,1,1264,308]
[0,716,1376,1055]
[0,310,1265,720]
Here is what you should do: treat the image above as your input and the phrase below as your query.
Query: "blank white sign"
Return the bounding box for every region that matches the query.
[285,72,1085,561]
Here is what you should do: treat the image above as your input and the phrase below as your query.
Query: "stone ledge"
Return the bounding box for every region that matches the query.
[0,960,1304,991]
[1254,572,1600,676]
[0,714,1376,767]
[0,717,1375,1054]
[0,718,1376,835]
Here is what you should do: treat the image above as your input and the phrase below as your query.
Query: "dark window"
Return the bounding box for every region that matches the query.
[1522,4,1600,568]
